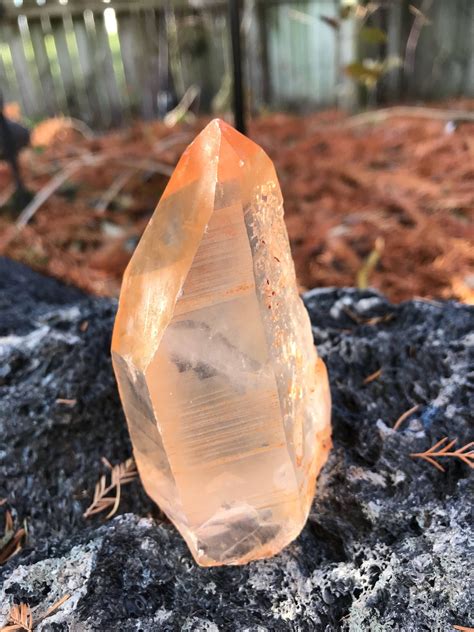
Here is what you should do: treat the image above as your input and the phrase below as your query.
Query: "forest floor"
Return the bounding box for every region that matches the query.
[0,100,472,303]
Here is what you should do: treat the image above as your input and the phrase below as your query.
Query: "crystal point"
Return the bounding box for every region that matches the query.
[112,119,332,566]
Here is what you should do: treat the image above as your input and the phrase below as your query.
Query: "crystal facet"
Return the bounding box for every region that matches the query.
[112,120,332,566]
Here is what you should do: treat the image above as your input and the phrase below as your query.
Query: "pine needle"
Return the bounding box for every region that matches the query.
[35,594,71,625]
[342,306,395,326]
[0,511,26,566]
[393,403,420,431]
[363,367,382,384]
[83,457,138,519]
[0,594,70,632]
[411,437,474,472]
[453,626,474,632]
[357,237,385,290]
[0,603,33,632]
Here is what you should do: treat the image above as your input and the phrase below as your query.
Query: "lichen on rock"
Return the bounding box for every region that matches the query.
[0,259,472,630]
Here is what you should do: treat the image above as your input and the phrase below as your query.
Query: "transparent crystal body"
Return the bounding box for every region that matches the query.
[112,120,331,566]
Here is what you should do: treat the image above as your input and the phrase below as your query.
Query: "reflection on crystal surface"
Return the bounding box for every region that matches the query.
[112,119,331,566]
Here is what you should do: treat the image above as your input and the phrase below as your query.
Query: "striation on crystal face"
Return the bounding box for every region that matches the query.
[112,119,332,566]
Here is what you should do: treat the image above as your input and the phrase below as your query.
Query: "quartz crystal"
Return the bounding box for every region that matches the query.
[112,119,332,566]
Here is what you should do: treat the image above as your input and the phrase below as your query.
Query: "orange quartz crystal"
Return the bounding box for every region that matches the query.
[112,119,331,566]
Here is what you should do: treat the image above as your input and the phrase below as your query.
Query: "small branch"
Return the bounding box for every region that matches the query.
[16,155,98,229]
[116,158,173,177]
[404,1,432,76]
[344,106,474,129]
[357,237,384,289]
[95,167,138,214]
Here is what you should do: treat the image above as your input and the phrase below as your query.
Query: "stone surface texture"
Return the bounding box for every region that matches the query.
[0,258,472,631]
[112,120,331,566]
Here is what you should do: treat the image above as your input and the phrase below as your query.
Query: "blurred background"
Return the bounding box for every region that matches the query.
[0,0,472,302]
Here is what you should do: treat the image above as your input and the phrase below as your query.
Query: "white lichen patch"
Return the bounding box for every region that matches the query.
[248,552,316,623]
[0,326,80,360]
[0,538,102,629]
[348,466,386,487]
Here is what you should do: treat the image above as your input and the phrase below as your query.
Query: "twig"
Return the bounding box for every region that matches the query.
[393,404,420,431]
[95,167,139,214]
[357,237,384,289]
[404,1,432,75]
[16,155,98,229]
[154,131,193,154]
[164,85,200,128]
[117,158,173,177]
[83,457,138,520]
[411,437,474,472]
[363,368,382,384]
[65,118,94,140]
[344,106,474,129]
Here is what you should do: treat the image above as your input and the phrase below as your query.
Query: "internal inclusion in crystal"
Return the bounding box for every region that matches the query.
[112,119,332,566]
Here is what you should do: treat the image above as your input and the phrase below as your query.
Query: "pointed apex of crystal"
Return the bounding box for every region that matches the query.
[112,122,332,566]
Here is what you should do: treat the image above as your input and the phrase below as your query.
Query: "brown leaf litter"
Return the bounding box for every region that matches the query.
[0,102,472,303]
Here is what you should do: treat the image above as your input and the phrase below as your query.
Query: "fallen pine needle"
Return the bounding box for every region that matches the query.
[83,457,138,519]
[55,398,77,406]
[0,595,70,632]
[357,237,385,289]
[0,603,32,632]
[411,437,474,472]
[342,307,395,326]
[393,404,420,431]
[453,626,474,632]
[79,320,89,332]
[35,594,71,625]
[0,511,26,566]
[363,368,382,384]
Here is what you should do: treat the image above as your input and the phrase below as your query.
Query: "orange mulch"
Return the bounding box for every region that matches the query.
[0,104,473,303]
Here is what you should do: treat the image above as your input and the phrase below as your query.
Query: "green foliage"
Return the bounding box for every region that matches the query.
[345,56,401,88]
[359,26,387,45]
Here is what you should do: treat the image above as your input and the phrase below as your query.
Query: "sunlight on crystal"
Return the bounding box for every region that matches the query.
[112,120,332,566]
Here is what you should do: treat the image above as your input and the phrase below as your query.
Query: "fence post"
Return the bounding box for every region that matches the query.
[228,0,246,134]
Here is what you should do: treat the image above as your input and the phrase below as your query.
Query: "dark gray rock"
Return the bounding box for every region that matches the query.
[0,258,472,631]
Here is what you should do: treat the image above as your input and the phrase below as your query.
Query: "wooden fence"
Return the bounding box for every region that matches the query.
[0,0,473,128]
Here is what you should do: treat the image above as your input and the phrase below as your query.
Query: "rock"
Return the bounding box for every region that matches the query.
[0,258,472,631]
